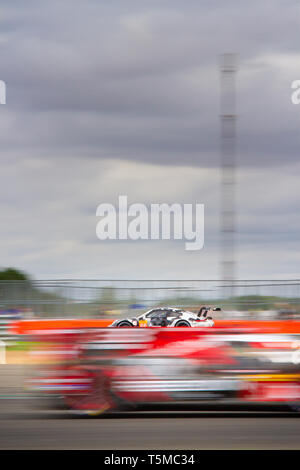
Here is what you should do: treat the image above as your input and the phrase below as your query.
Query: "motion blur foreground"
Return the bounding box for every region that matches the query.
[25,320,300,415]
[2,279,300,417]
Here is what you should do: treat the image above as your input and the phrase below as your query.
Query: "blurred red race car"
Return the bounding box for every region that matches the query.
[28,323,300,416]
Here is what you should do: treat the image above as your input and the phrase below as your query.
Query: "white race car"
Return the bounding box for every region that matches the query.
[110,306,221,328]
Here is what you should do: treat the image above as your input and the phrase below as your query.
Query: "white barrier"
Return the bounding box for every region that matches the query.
[0,340,6,364]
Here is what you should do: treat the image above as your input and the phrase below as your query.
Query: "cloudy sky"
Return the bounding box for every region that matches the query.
[0,0,299,280]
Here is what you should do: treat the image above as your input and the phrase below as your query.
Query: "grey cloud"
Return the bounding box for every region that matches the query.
[0,1,299,279]
[0,0,298,169]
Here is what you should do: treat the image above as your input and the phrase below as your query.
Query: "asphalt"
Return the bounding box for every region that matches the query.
[1,365,300,449]
[0,406,299,449]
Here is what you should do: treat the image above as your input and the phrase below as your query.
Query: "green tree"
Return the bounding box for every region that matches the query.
[0,268,30,281]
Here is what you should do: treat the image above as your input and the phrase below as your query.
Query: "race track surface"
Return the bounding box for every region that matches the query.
[1,365,300,449]
[0,408,300,449]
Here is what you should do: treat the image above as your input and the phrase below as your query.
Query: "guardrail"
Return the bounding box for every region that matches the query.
[0,279,299,319]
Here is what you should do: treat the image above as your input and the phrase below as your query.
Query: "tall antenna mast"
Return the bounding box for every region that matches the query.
[220,53,237,295]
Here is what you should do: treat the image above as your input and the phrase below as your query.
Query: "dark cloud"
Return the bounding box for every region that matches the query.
[0,1,299,278]
[0,0,298,168]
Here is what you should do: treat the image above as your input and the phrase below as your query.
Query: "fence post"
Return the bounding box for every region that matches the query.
[0,340,6,364]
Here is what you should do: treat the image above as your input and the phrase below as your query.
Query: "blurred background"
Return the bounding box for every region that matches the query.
[1,272,300,329]
[0,0,299,280]
[0,0,300,449]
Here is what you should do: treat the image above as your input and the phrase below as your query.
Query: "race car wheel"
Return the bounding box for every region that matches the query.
[117,321,133,327]
[63,367,116,416]
[175,320,191,327]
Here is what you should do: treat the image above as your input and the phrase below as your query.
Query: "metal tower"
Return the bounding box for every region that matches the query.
[220,53,237,294]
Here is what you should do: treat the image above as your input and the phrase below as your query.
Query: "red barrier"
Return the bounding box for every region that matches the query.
[10,318,300,336]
